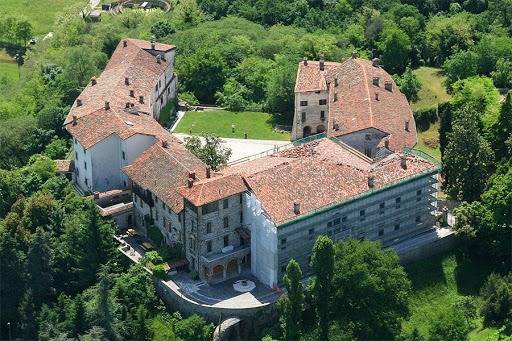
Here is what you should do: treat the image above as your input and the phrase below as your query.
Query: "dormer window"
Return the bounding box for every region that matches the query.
[334,78,338,87]
[333,93,338,102]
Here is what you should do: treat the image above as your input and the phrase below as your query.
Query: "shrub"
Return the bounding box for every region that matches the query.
[179,92,199,106]
[481,273,512,327]
[144,251,163,265]
[151,264,167,280]
[159,243,185,262]
[413,106,438,131]
[147,224,164,246]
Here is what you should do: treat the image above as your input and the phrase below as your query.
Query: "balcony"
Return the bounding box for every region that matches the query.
[201,244,250,264]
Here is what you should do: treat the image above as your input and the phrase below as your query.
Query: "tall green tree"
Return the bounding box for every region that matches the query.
[480,273,512,327]
[377,25,412,74]
[184,133,232,170]
[19,289,38,340]
[442,106,494,202]
[331,240,411,340]
[26,228,54,308]
[279,259,304,340]
[94,265,120,340]
[311,235,334,340]
[70,293,88,337]
[394,67,421,102]
[491,93,512,161]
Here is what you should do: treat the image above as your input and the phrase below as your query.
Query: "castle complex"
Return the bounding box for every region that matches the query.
[64,39,439,288]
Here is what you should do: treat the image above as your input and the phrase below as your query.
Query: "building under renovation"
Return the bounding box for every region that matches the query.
[65,40,439,289]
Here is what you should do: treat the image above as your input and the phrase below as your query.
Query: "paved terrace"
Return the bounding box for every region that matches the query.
[115,233,281,309]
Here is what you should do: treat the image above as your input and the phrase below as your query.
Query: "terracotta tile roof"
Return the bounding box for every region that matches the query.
[122,143,206,213]
[55,160,74,173]
[66,108,177,149]
[177,174,247,207]
[64,38,175,146]
[326,58,417,151]
[231,138,436,224]
[294,60,341,92]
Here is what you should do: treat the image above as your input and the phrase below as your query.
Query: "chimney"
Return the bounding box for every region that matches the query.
[91,77,97,86]
[125,77,129,85]
[93,192,100,200]
[151,41,156,50]
[76,99,82,107]
[293,202,300,215]
[373,76,380,86]
[384,81,393,92]
[125,102,130,109]
[161,140,168,148]
[156,55,161,64]
[372,58,380,67]
[303,57,308,66]
[123,40,127,47]
[187,178,194,188]
[129,89,134,97]
[319,57,325,71]
[104,101,110,110]
[405,120,410,131]
[375,92,379,101]
[400,155,407,170]
[351,51,357,59]
[72,115,77,126]
[206,167,211,179]
[368,175,375,188]
[188,171,196,180]
[384,138,389,149]
[139,96,144,104]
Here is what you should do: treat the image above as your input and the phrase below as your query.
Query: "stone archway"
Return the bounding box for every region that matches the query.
[213,264,224,275]
[227,259,238,272]
[316,124,325,133]
[303,126,312,137]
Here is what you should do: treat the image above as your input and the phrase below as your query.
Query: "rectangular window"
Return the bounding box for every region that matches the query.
[395,197,401,209]
[327,221,333,228]
[301,112,306,122]
[155,211,159,221]
[206,222,212,234]
[84,178,88,186]
[416,189,422,201]
[320,111,325,120]
[122,151,126,160]
[162,202,165,209]
[309,228,314,235]
[394,223,400,231]
[379,229,384,236]
[342,216,347,222]
[300,100,308,106]
[359,209,365,221]
[84,161,87,170]
[207,241,212,253]
[239,193,243,204]
[223,199,229,209]
[319,99,327,105]
[240,212,243,223]
[224,235,229,247]
[281,238,287,245]
[223,216,229,228]
[202,201,218,214]
[416,215,422,223]
[75,152,78,160]
[333,217,341,225]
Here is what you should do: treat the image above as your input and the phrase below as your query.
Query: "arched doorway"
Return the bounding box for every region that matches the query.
[303,126,312,137]
[316,124,325,133]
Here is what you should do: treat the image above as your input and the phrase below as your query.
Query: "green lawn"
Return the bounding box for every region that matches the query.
[415,121,441,161]
[0,0,82,35]
[174,110,291,141]
[403,252,496,340]
[411,67,452,111]
[0,49,19,96]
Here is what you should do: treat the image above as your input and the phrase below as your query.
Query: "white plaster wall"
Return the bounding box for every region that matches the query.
[244,192,278,288]
[90,134,122,192]
[121,134,156,186]
[73,139,93,193]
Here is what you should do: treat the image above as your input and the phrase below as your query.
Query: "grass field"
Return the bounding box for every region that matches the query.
[0,49,19,95]
[410,67,452,160]
[403,252,497,340]
[411,67,452,111]
[0,0,81,35]
[174,110,291,141]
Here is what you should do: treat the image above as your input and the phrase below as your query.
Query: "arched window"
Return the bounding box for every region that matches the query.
[303,126,312,137]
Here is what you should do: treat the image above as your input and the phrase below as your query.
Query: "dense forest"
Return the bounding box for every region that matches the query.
[0,0,511,340]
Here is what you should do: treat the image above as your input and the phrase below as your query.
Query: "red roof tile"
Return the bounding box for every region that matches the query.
[294,61,341,92]
[55,160,74,173]
[122,143,206,213]
[177,174,247,207]
[326,58,417,151]
[64,38,175,147]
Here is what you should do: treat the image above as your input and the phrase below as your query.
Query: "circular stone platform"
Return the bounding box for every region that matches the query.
[233,279,256,293]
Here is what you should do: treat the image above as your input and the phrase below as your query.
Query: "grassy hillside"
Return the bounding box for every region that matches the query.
[403,252,498,340]
[174,110,291,141]
[0,0,81,35]
[411,67,451,111]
